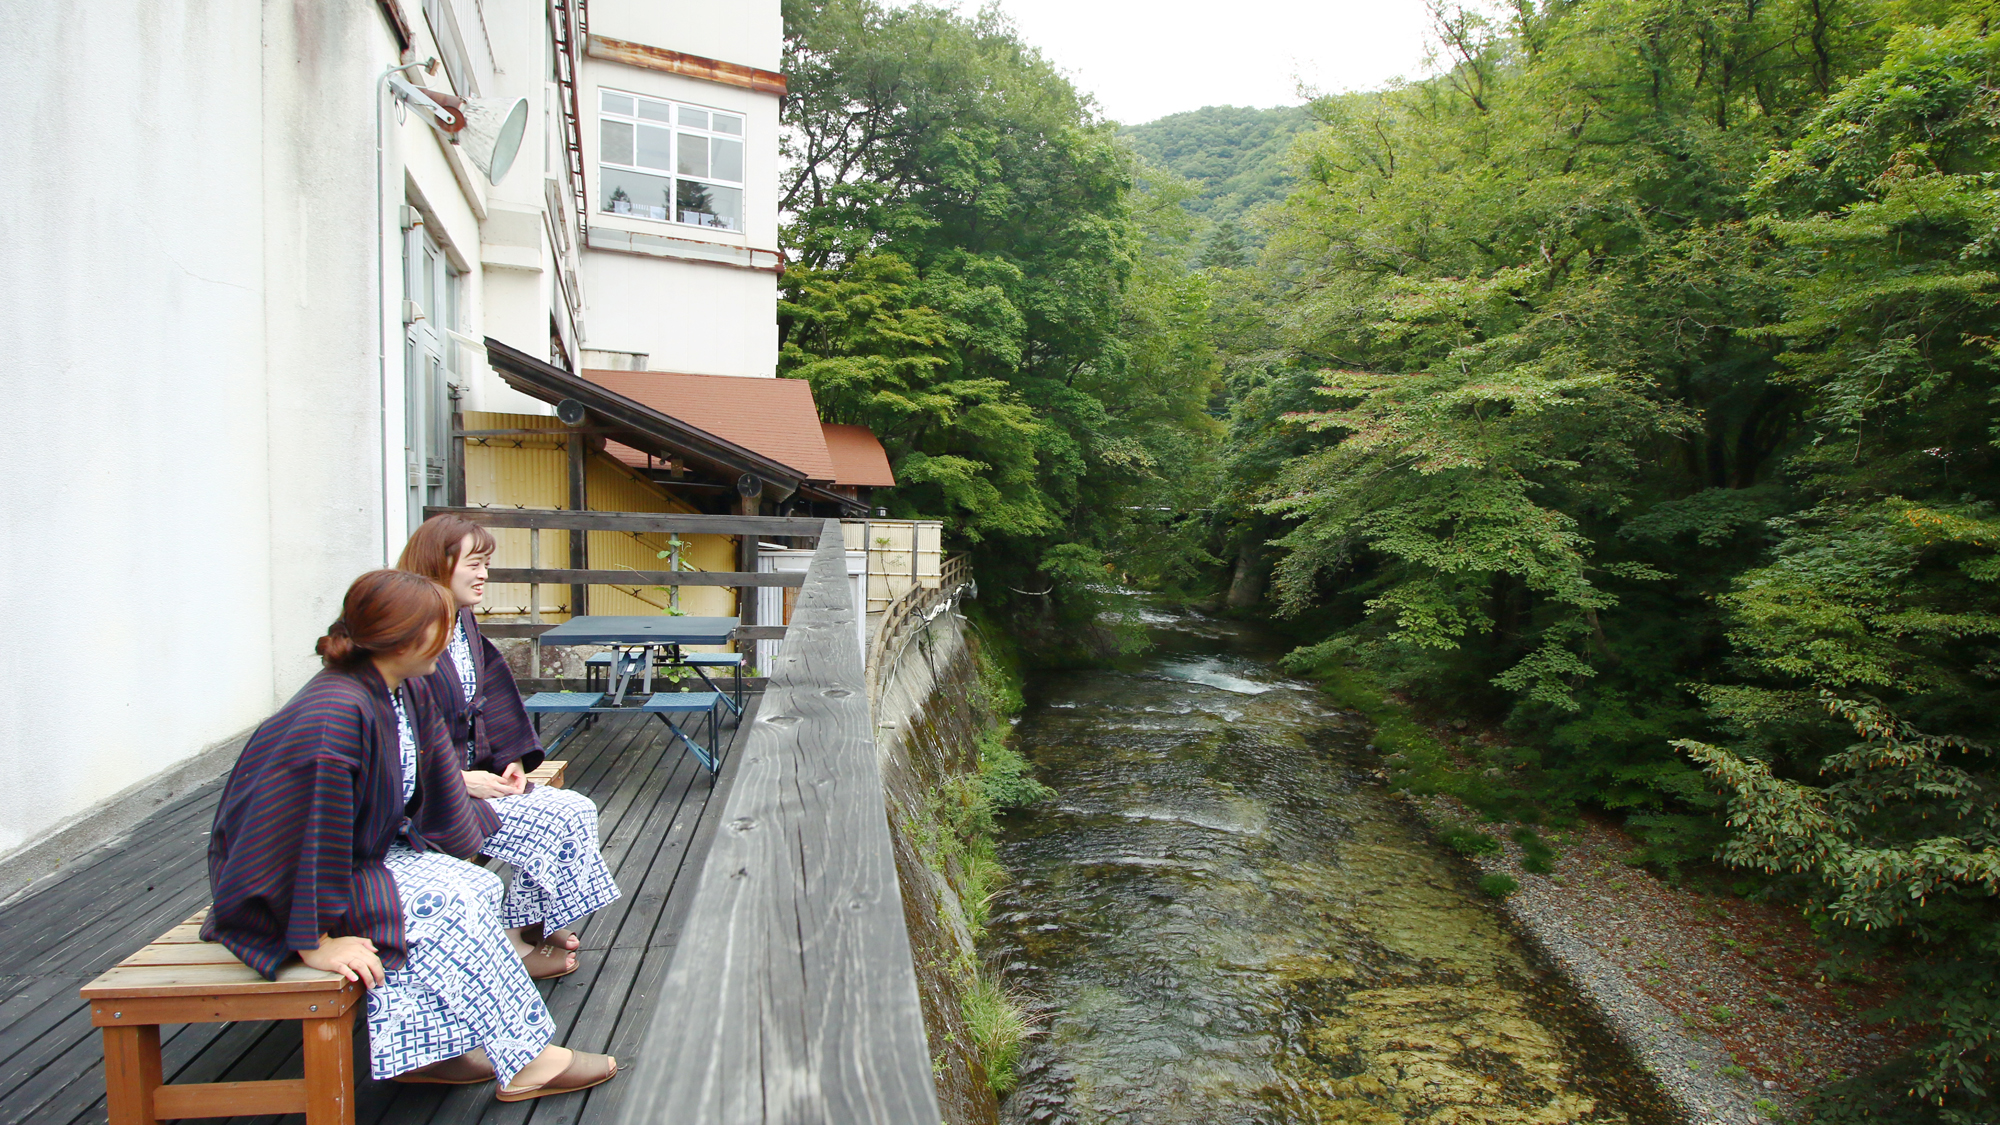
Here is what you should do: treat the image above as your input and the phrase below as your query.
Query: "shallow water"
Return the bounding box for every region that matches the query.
[988,610,1669,1125]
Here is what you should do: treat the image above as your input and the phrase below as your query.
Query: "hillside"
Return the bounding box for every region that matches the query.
[1120,104,1312,230]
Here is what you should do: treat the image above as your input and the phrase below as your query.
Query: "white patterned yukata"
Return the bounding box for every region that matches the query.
[451,620,620,932]
[366,694,555,1083]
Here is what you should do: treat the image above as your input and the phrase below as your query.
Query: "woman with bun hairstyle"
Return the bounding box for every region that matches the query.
[398,515,618,980]
[202,569,617,1100]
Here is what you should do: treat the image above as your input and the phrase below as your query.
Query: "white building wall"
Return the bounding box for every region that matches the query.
[584,251,778,376]
[593,0,783,73]
[0,0,784,870]
[0,0,398,859]
[580,0,782,377]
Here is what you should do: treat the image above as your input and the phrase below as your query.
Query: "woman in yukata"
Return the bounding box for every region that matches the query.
[202,569,618,1101]
[398,515,619,981]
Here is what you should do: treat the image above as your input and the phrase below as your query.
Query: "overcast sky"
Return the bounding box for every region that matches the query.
[888,0,1444,126]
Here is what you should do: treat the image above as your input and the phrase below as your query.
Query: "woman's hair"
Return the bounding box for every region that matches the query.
[397,514,497,585]
[316,570,455,669]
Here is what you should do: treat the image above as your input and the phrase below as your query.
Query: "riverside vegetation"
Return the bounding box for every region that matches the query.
[780,0,2000,1118]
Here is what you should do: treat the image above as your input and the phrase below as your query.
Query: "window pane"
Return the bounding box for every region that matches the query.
[710,137,743,183]
[676,180,742,231]
[599,118,633,165]
[677,133,708,177]
[636,123,672,170]
[678,106,709,129]
[712,113,743,136]
[636,98,673,123]
[600,91,633,116]
[601,166,674,221]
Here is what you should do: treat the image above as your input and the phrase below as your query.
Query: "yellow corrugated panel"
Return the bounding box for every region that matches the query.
[463,413,570,618]
[462,412,741,638]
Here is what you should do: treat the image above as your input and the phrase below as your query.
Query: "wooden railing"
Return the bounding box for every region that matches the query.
[865,553,974,711]
[614,519,943,1125]
[424,504,821,630]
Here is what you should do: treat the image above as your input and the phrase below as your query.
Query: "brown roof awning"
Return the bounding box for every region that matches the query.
[584,369,839,481]
[482,338,805,502]
[820,423,896,487]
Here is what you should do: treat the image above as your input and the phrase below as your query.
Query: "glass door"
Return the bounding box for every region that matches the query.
[403,217,452,532]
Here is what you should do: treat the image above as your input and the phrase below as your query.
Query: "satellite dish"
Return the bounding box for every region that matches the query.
[556,399,588,426]
[456,95,530,184]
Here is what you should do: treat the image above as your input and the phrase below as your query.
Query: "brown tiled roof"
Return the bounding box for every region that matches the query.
[583,370,838,481]
[820,423,895,487]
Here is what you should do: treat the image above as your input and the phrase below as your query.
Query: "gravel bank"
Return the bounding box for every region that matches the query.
[1395,789,1872,1125]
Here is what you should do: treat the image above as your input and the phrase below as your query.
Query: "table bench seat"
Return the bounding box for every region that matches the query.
[81,910,362,1125]
[522,692,724,775]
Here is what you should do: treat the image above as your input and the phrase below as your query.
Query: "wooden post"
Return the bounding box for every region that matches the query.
[447,390,466,508]
[530,527,543,679]
[101,1025,162,1125]
[301,1009,357,1125]
[737,491,758,632]
[568,430,588,618]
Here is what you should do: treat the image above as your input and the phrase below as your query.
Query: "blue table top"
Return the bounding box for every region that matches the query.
[534,615,739,646]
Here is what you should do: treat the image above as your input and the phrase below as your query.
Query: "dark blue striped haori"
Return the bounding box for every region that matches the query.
[203,664,552,1082]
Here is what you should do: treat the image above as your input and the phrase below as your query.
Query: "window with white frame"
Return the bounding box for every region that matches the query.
[597,88,744,232]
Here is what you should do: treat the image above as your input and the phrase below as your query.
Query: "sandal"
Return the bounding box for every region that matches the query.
[496,1050,618,1102]
[393,1054,495,1085]
[522,924,582,951]
[523,942,579,980]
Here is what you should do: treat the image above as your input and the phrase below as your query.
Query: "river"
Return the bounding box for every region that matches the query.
[986,607,1671,1125]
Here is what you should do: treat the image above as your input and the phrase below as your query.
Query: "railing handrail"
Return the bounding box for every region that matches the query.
[865,553,972,711]
[615,519,943,1125]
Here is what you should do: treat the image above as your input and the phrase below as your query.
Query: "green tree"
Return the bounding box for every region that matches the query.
[779,0,1221,641]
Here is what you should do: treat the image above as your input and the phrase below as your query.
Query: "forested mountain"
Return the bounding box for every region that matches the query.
[1120,104,1311,232]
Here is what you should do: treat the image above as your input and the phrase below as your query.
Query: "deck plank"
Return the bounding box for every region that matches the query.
[0,693,756,1125]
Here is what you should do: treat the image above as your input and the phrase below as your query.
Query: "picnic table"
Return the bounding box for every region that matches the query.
[537,615,737,703]
[523,615,744,773]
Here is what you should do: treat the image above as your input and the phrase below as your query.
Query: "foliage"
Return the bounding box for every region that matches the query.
[1681,696,2000,1117]
[1438,823,1502,856]
[1478,873,1520,897]
[780,0,1222,642]
[961,972,1034,1093]
[1194,0,2000,1112]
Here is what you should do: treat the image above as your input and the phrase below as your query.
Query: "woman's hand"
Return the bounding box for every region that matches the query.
[463,767,526,799]
[500,761,527,790]
[300,935,385,986]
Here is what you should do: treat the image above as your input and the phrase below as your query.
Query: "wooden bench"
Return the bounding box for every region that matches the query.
[82,760,565,1125]
[80,909,362,1125]
[523,758,567,789]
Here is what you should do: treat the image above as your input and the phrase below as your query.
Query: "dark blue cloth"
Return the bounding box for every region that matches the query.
[201,664,498,979]
[422,607,544,776]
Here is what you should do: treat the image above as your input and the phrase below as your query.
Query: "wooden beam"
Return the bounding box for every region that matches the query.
[490,568,803,587]
[426,505,829,538]
[613,520,942,1125]
[151,1079,306,1120]
[586,34,787,95]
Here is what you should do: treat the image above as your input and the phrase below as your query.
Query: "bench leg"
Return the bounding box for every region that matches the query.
[302,1008,356,1125]
[103,1024,163,1125]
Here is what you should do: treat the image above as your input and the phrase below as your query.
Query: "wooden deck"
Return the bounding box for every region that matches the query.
[0,696,757,1125]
